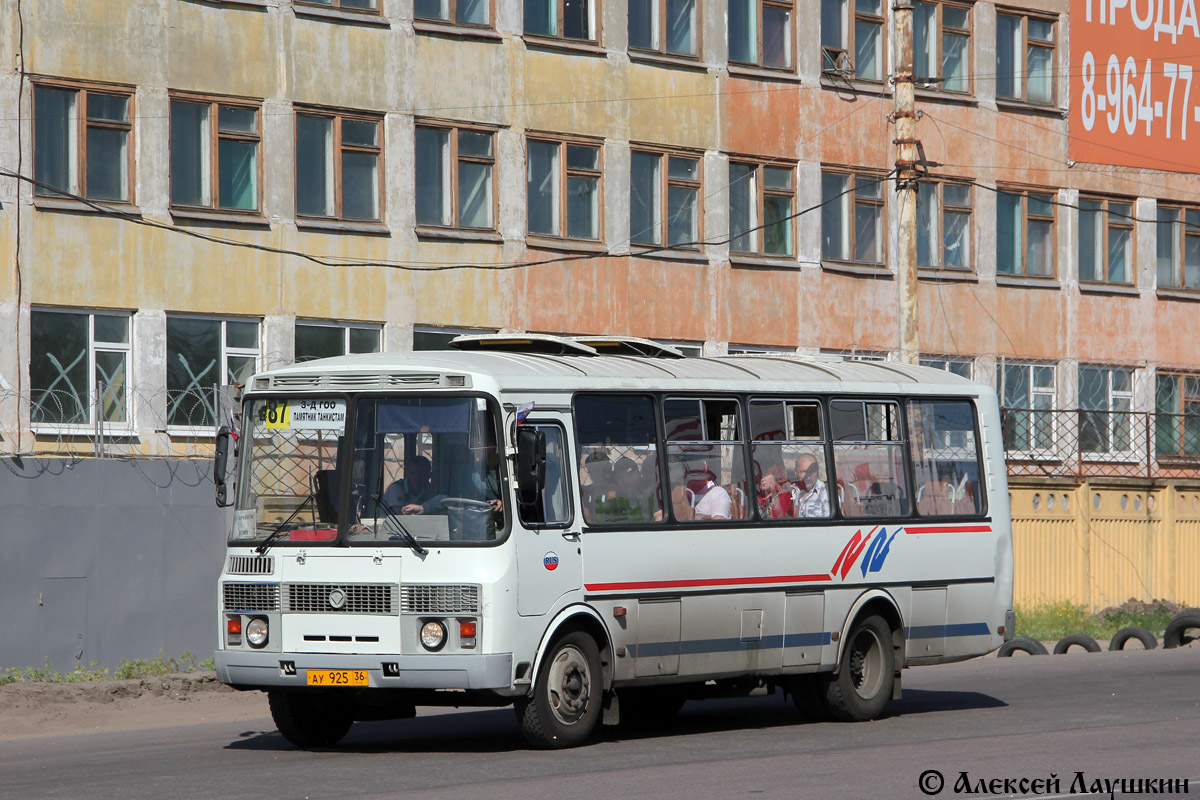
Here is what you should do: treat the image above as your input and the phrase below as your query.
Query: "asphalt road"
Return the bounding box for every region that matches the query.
[1,648,1197,800]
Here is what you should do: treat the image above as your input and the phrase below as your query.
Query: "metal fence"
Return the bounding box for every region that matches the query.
[1001,407,1200,481]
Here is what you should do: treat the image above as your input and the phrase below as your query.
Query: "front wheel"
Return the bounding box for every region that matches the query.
[268,690,354,748]
[515,631,603,748]
[820,614,896,722]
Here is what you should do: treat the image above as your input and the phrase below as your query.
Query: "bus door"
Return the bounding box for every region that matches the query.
[515,417,582,617]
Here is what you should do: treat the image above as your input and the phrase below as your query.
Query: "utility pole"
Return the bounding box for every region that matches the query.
[893,0,920,365]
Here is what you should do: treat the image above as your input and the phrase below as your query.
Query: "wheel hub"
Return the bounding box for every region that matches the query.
[547,645,591,724]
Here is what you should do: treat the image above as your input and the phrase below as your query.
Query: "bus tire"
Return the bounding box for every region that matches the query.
[821,614,895,722]
[1053,633,1101,654]
[516,630,603,748]
[790,675,831,722]
[268,690,354,748]
[1163,609,1200,648]
[996,637,1048,657]
[1108,625,1157,651]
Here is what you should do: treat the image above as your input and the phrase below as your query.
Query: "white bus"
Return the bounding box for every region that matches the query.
[213,335,1014,749]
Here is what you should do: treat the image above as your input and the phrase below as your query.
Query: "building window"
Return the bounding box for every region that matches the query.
[166,317,260,429]
[920,355,973,378]
[821,0,883,80]
[997,361,1055,454]
[629,0,697,55]
[524,0,596,40]
[1079,365,1134,456]
[296,111,382,222]
[996,13,1054,104]
[1078,197,1133,285]
[170,96,261,213]
[729,0,794,69]
[917,180,972,270]
[1156,206,1200,290]
[415,0,489,24]
[30,309,130,427]
[295,322,382,362]
[527,138,602,241]
[914,1,970,93]
[33,83,133,203]
[1156,372,1200,458]
[821,169,884,264]
[630,150,701,248]
[996,188,1054,277]
[296,0,379,10]
[729,161,793,256]
[415,124,495,230]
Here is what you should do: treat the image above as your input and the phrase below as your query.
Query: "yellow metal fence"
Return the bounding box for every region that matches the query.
[1010,482,1200,610]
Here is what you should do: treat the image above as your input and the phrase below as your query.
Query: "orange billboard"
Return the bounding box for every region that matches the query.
[1070,0,1200,172]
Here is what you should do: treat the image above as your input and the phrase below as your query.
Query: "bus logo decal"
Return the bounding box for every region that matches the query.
[543,552,559,571]
[832,527,899,580]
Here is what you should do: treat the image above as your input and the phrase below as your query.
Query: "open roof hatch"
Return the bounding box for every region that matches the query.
[449,333,599,356]
[571,336,686,359]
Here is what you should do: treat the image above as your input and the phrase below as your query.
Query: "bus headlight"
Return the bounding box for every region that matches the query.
[246,617,269,648]
[420,620,447,651]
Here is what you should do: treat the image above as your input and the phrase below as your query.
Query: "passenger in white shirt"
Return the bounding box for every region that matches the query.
[790,453,830,519]
[693,474,732,520]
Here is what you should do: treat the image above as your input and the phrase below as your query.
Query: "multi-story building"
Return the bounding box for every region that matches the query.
[0,0,1197,667]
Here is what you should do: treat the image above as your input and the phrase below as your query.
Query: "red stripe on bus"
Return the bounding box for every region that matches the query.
[585,574,831,592]
[904,525,993,534]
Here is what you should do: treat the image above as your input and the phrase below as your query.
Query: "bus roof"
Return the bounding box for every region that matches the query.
[254,351,985,396]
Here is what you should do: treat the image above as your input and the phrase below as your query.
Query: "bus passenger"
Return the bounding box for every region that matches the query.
[691,468,732,520]
[791,453,830,518]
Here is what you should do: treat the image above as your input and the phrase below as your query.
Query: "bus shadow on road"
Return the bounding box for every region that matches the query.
[225,689,1006,754]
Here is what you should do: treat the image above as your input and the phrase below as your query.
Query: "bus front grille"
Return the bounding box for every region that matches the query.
[284,583,399,615]
[400,584,480,614]
[228,555,274,575]
[223,582,281,612]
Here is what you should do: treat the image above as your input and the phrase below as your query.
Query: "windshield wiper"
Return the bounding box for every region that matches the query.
[373,493,428,557]
[255,493,315,555]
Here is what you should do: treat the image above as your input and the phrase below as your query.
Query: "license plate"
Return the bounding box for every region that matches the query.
[306,669,369,687]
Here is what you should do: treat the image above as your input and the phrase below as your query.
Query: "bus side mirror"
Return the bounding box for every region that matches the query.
[515,427,546,509]
[214,426,235,508]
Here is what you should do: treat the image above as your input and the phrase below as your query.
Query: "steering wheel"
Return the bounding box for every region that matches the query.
[441,497,495,511]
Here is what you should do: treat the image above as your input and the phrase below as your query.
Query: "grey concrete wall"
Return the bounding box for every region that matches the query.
[0,457,229,671]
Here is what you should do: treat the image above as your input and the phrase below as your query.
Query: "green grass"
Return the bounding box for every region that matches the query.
[1016,600,1182,642]
[0,650,215,686]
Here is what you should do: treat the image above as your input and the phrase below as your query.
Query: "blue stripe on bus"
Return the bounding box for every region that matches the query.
[907,622,992,639]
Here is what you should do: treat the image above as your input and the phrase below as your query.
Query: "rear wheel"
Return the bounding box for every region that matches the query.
[515,631,603,748]
[268,690,354,748]
[821,614,895,722]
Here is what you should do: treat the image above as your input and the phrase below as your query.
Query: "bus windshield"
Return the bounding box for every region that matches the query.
[347,396,505,545]
[232,397,348,545]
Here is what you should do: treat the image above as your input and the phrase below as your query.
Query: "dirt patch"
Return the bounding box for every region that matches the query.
[0,672,270,742]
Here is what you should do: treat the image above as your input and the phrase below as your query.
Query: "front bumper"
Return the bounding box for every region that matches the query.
[215,649,514,690]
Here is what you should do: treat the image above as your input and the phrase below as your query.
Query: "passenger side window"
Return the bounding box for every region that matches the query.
[663,398,751,522]
[907,400,984,516]
[830,400,909,518]
[750,400,831,520]
[573,395,663,525]
[517,424,573,526]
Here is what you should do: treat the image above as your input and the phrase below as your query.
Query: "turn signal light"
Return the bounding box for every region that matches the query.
[227,617,243,635]
[459,620,477,648]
